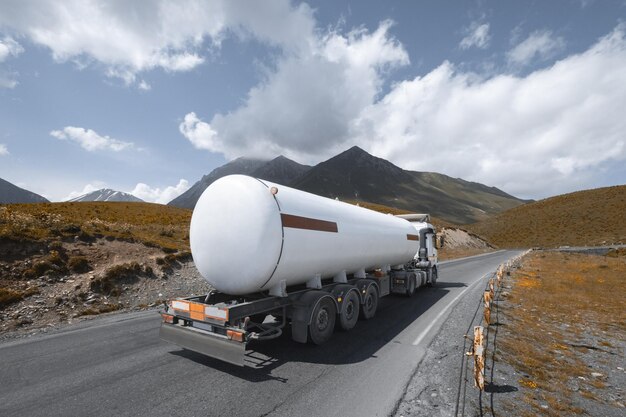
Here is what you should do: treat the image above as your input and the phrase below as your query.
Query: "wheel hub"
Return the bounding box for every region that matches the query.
[317,309,329,330]
[346,302,354,317]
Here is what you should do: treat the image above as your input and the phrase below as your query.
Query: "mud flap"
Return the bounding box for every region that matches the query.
[160,323,246,367]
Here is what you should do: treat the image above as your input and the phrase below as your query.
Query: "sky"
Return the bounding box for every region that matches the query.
[0,0,625,203]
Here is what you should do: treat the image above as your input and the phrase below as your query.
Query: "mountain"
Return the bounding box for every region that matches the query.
[467,185,626,248]
[251,155,311,185]
[0,177,49,204]
[168,157,267,209]
[169,146,526,223]
[168,156,310,209]
[69,189,144,203]
[291,146,526,224]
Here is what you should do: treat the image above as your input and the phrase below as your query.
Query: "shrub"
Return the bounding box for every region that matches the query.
[0,288,24,309]
[77,230,94,242]
[48,241,64,251]
[23,250,68,278]
[90,262,153,295]
[175,251,192,262]
[61,224,81,234]
[68,256,91,273]
[0,287,39,309]
[78,304,120,316]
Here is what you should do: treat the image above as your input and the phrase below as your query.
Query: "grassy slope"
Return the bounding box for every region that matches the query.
[0,202,191,252]
[496,251,625,416]
[467,185,626,248]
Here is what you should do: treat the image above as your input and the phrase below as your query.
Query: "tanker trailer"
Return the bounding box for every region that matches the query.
[160,175,442,366]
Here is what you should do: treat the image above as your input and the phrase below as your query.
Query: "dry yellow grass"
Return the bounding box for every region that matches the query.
[346,200,456,230]
[0,202,191,252]
[467,185,626,248]
[496,251,625,416]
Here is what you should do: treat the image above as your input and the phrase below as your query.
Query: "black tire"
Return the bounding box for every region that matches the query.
[406,273,417,297]
[338,289,360,331]
[359,285,379,320]
[308,297,336,345]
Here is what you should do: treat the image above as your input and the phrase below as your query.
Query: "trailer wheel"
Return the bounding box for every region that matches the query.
[338,289,360,331]
[309,297,336,345]
[360,285,379,320]
[406,273,417,297]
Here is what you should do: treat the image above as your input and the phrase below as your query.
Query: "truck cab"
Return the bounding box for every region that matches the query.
[395,213,441,285]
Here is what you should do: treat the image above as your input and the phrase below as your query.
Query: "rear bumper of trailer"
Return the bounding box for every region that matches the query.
[160,323,246,366]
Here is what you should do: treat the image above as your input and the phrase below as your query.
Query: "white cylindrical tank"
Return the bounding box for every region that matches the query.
[190,175,419,295]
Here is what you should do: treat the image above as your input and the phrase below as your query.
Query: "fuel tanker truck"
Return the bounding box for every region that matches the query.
[160,174,442,366]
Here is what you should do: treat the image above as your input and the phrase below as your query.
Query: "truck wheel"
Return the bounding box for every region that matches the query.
[338,290,360,331]
[406,273,416,297]
[309,297,336,345]
[360,285,379,320]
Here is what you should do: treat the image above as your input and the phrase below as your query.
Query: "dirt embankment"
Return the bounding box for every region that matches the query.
[438,227,494,260]
[0,238,210,340]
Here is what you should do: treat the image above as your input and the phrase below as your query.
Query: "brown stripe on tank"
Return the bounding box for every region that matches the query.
[281,213,338,233]
[407,234,419,241]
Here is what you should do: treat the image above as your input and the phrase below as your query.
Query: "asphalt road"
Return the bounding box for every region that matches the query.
[0,250,521,417]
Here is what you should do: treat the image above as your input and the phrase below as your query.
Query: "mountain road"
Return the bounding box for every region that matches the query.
[0,250,522,417]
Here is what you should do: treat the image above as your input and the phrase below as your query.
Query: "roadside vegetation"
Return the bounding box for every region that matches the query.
[467,185,626,248]
[0,202,191,253]
[491,250,625,416]
[0,202,204,336]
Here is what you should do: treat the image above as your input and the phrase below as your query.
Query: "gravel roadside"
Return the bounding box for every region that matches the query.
[394,270,498,417]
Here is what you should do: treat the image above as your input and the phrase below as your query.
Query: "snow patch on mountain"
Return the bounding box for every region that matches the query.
[68,188,144,202]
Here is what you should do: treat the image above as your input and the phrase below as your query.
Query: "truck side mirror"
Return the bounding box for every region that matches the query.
[436,235,444,249]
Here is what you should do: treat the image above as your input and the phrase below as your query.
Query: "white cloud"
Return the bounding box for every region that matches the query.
[182,24,626,199]
[179,112,219,152]
[138,79,151,91]
[507,30,566,66]
[0,0,314,85]
[63,182,105,201]
[356,26,626,198]
[0,72,18,88]
[0,143,8,155]
[460,22,490,50]
[180,20,409,161]
[51,126,133,152]
[0,36,23,61]
[0,37,24,88]
[130,179,189,204]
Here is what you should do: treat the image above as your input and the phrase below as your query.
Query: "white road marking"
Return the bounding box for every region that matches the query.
[412,272,490,346]
[439,250,505,265]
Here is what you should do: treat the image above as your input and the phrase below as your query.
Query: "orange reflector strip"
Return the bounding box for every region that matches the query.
[189,303,204,313]
[190,311,204,321]
[227,330,245,342]
[407,234,419,241]
[161,313,174,323]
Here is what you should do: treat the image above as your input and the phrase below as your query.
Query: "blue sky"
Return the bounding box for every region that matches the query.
[0,0,625,202]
